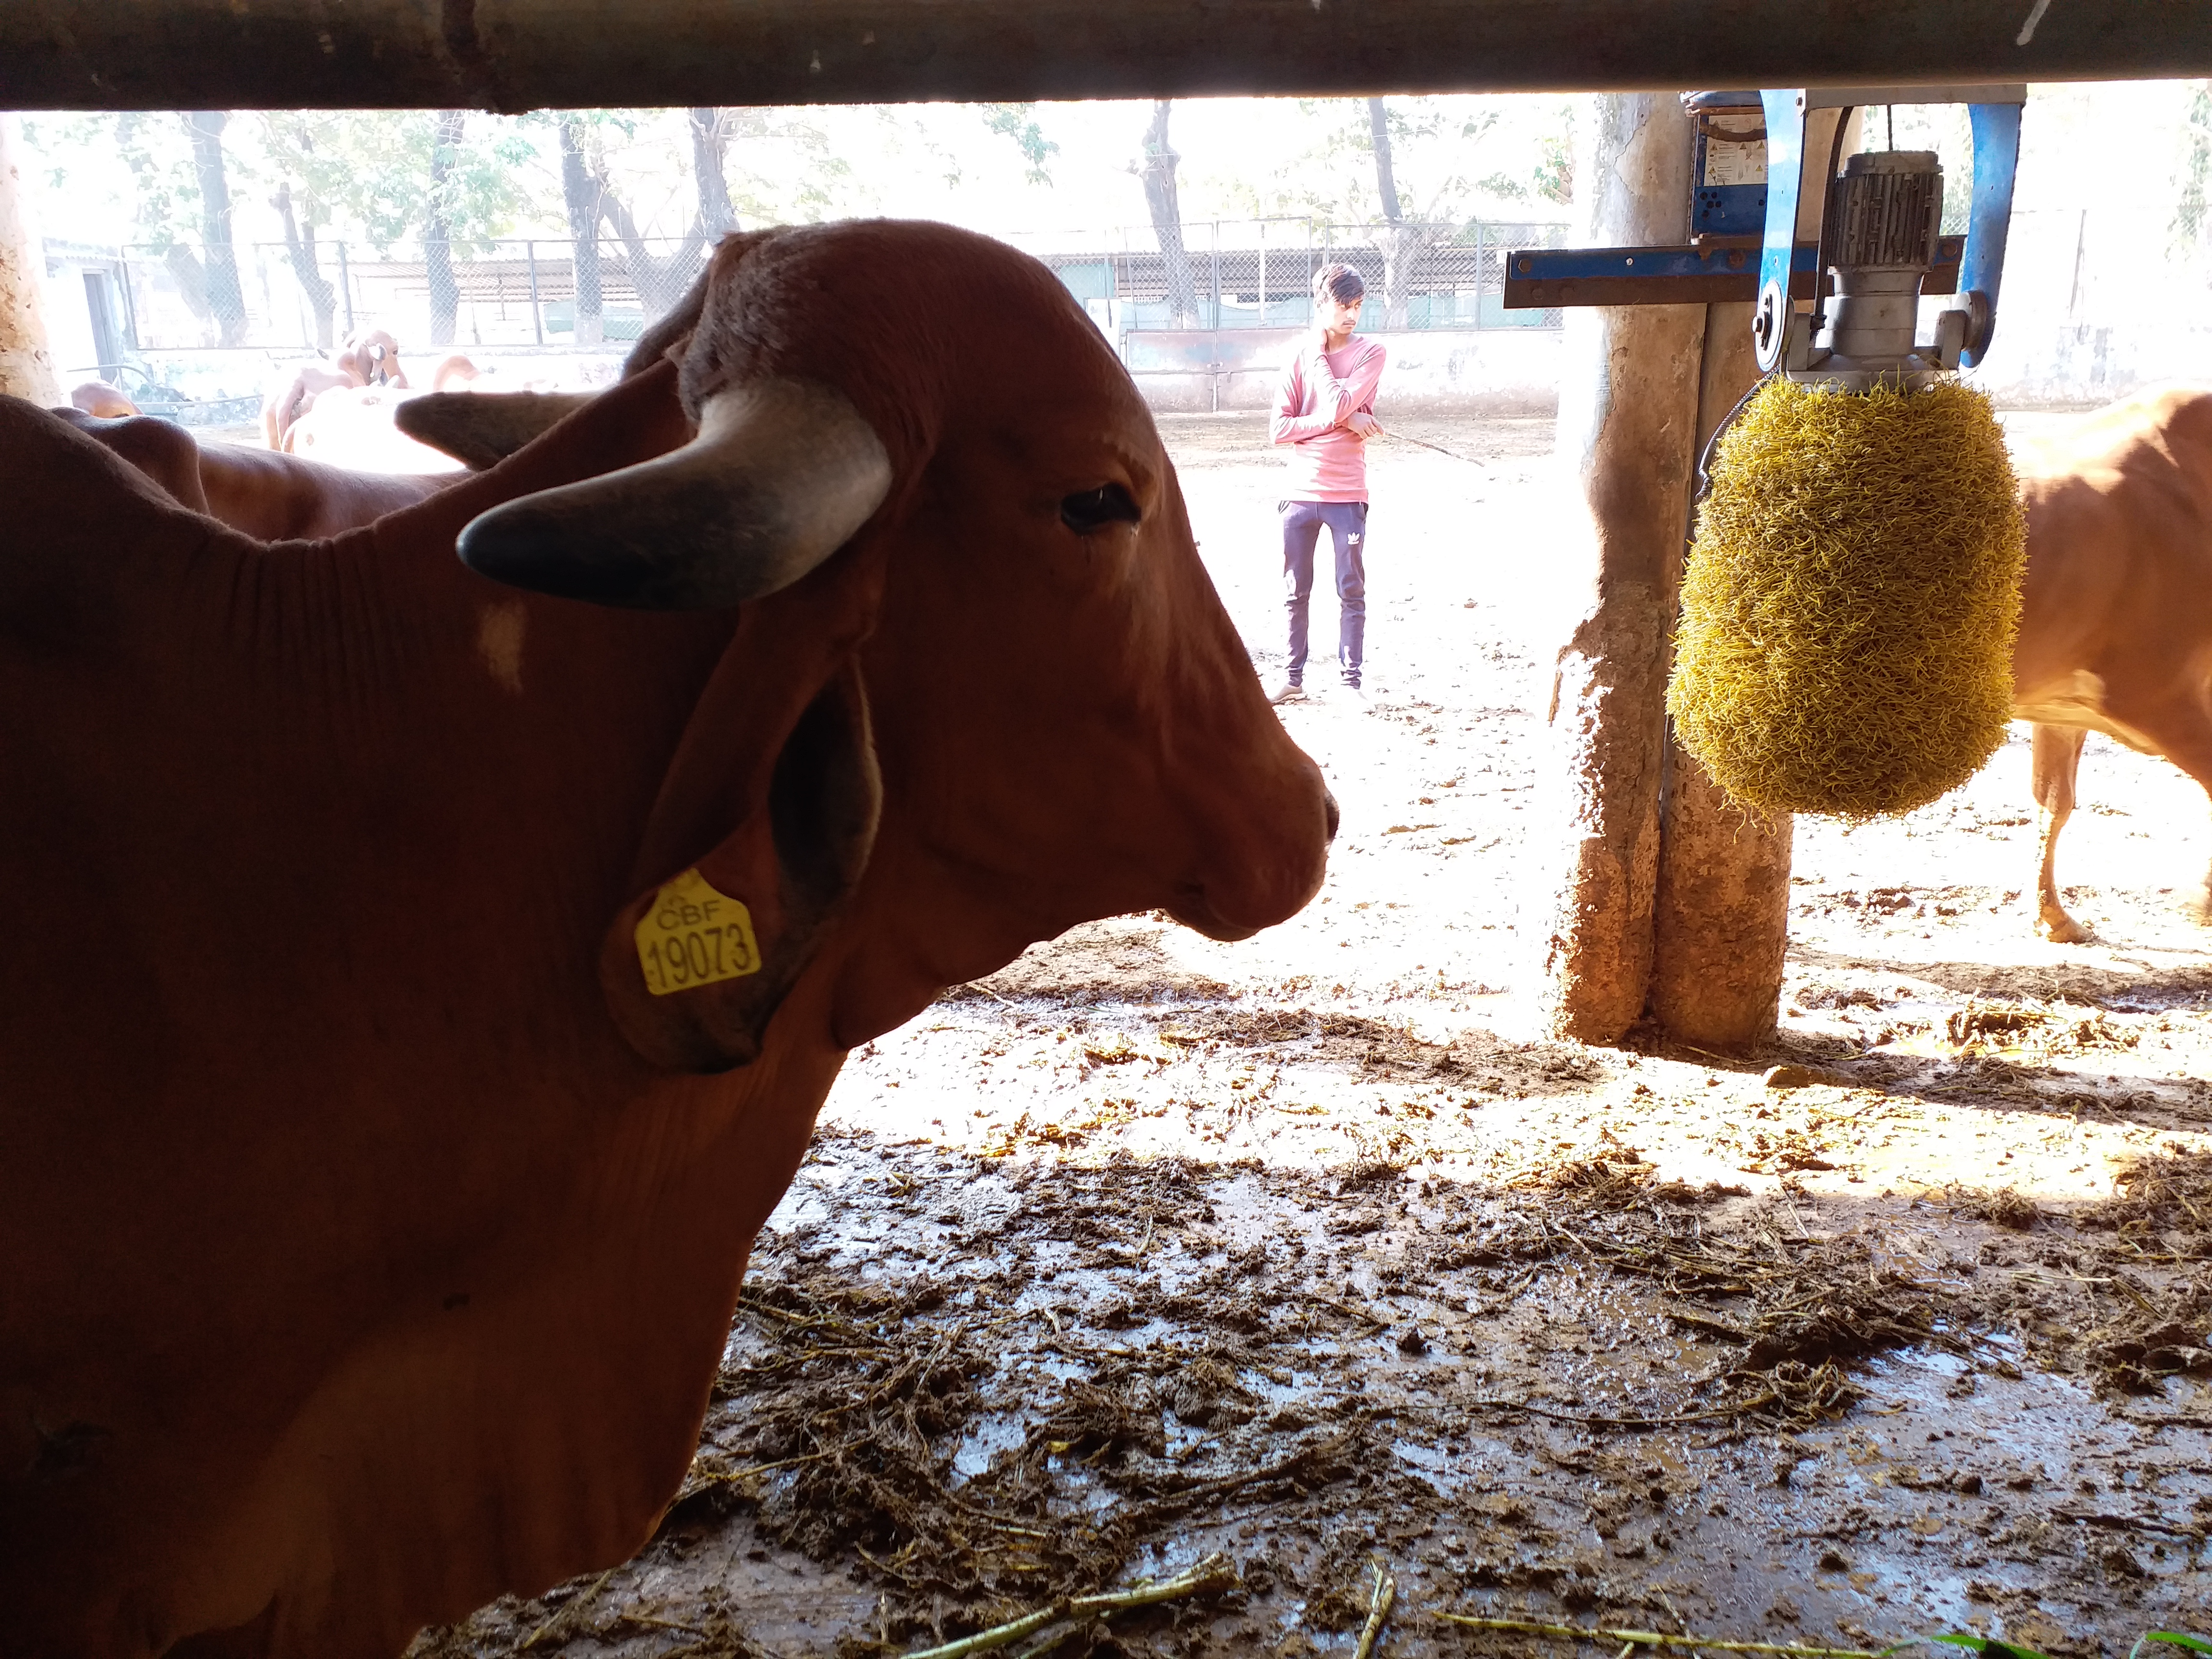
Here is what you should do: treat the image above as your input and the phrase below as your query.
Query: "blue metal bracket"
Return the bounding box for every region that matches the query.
[1958,99,2023,367]
[1502,238,1962,310]
[1751,89,1809,371]
[1507,85,2025,381]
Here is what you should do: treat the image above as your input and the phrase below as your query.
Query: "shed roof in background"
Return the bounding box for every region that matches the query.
[4,0,2208,112]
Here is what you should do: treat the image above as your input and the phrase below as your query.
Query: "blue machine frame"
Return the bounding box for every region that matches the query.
[1508,85,2024,375]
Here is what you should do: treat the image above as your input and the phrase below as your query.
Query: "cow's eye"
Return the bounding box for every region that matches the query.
[1059,482,1142,535]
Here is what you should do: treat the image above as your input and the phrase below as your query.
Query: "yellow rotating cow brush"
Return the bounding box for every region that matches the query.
[1671,375,2024,817]
[1667,92,2030,817]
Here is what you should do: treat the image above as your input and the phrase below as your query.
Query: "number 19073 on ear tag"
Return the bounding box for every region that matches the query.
[635,868,762,996]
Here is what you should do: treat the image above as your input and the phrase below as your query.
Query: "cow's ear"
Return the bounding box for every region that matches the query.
[394,391,593,470]
[596,563,882,1073]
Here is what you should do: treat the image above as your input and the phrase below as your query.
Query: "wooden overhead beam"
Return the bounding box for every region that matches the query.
[4,0,2204,111]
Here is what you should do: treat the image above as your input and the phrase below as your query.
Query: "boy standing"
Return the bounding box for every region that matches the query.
[1268,263,1387,703]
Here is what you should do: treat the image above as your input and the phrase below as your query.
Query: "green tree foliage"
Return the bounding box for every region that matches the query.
[1176,96,1574,235]
[2174,80,2212,258]
[24,111,242,345]
[265,112,531,254]
[980,104,1059,186]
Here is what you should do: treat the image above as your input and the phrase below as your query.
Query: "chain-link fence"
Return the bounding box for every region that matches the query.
[95,235,711,355]
[45,216,1570,421]
[86,219,1565,354]
[1001,216,1571,411]
[1000,216,1569,334]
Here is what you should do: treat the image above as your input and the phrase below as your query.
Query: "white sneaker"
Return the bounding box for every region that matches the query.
[1269,681,1309,705]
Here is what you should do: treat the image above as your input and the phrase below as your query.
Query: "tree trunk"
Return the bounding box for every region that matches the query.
[0,115,60,404]
[594,178,706,323]
[424,108,465,347]
[689,107,739,240]
[164,244,216,341]
[1135,100,1198,327]
[559,115,605,347]
[183,111,247,347]
[273,182,337,350]
[1531,93,1704,1045]
[1367,97,1421,329]
[1367,98,1431,329]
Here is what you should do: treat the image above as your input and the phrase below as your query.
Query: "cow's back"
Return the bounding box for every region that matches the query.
[193,439,456,538]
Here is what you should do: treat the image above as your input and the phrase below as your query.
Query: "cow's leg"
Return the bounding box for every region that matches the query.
[2032,722,2091,942]
[2078,698,2212,927]
[2140,724,2212,925]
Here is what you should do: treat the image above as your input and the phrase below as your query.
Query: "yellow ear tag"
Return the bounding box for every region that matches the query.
[634,868,762,996]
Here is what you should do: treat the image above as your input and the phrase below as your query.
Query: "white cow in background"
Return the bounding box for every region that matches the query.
[261,332,482,470]
[281,352,481,473]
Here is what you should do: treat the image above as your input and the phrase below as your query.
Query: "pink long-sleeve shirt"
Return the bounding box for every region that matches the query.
[1269,334,1388,502]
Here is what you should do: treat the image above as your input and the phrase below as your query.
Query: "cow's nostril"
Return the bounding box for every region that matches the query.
[1323,790,1341,842]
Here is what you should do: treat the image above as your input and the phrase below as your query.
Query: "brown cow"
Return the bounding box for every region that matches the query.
[2011,386,2212,942]
[68,379,140,418]
[48,406,457,539]
[0,221,1333,1657]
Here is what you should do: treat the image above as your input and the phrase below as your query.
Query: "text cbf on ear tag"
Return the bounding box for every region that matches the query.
[634,868,762,996]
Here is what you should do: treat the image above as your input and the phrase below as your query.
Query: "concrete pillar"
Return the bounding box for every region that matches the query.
[1648,300,1794,1049]
[1533,94,1706,1044]
[0,115,60,406]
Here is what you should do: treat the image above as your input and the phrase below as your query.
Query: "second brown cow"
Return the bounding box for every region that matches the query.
[2012,385,2212,942]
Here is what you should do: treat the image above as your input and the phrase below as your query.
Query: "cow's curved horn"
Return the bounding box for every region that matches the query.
[455,379,891,610]
[396,390,592,469]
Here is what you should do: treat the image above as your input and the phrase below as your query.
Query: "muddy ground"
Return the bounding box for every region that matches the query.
[413,410,2212,1659]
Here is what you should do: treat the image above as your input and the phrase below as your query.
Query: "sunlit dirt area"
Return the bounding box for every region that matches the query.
[414,410,2212,1659]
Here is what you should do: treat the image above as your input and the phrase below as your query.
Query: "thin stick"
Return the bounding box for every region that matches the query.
[1068,1553,1238,1617]
[1135,1432,1349,1507]
[1374,427,1485,466]
[903,1605,1065,1659]
[1462,1390,1781,1430]
[2049,1506,2208,1540]
[902,1554,1238,1659]
[1433,1612,1886,1659]
[520,1566,617,1651]
[1353,1561,1397,1659]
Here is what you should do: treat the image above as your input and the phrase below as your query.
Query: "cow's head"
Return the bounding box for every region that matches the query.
[338,328,402,387]
[440,222,1334,1071]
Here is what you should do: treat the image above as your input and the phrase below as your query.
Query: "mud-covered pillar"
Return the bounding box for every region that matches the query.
[1533,94,1705,1044]
[1648,301,1794,1047]
[0,116,59,406]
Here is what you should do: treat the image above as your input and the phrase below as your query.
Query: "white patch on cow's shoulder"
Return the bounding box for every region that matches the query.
[476,601,527,695]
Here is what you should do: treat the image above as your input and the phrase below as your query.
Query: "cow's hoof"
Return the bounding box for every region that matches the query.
[2037,911,2091,945]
